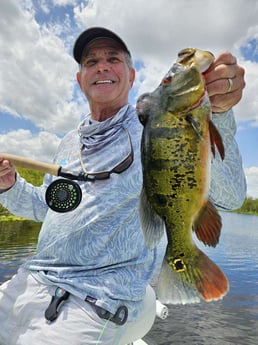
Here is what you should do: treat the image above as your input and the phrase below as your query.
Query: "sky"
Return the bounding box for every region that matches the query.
[0,0,258,198]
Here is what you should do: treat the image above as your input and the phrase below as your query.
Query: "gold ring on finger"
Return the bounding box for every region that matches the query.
[227,78,233,93]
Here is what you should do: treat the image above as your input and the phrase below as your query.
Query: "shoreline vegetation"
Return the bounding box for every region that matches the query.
[233,197,258,216]
[0,168,258,222]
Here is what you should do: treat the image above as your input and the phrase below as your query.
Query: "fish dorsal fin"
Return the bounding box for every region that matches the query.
[209,120,225,160]
[193,200,222,247]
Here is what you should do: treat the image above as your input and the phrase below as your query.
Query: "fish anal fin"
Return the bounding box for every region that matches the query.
[158,246,229,304]
[193,199,222,247]
[139,187,165,249]
[209,120,225,160]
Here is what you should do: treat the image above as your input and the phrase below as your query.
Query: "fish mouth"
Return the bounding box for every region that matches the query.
[177,48,215,73]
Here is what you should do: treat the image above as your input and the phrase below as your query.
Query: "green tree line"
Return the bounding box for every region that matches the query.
[235,196,258,215]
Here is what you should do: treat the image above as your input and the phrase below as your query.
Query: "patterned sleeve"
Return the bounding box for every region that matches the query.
[209,109,247,210]
[0,173,49,221]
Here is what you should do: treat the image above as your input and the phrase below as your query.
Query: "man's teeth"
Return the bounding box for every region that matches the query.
[95,80,113,84]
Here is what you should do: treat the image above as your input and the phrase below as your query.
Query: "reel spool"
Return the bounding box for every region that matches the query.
[45,179,82,213]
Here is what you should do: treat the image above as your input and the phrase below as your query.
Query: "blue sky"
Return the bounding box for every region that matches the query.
[0,0,258,198]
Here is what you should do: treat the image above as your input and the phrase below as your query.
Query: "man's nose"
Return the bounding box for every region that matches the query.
[96,60,110,72]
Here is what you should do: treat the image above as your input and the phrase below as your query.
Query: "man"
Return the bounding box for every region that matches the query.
[0,27,246,344]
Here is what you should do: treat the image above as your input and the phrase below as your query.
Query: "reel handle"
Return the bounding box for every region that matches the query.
[0,153,61,176]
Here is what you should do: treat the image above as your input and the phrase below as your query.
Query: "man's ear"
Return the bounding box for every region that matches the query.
[76,72,82,89]
[129,68,136,88]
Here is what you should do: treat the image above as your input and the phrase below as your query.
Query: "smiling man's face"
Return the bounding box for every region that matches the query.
[77,38,135,120]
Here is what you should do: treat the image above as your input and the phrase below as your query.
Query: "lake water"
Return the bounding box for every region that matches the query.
[0,213,258,344]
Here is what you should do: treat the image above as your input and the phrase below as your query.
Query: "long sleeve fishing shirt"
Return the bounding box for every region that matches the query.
[0,105,246,321]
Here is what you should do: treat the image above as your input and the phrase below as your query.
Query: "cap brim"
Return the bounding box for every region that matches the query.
[73,27,131,63]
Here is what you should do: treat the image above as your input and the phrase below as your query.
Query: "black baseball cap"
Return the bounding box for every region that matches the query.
[73,27,131,64]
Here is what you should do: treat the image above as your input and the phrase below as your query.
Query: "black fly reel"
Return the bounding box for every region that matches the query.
[45,179,82,213]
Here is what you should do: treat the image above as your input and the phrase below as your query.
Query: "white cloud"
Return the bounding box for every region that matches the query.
[52,0,76,6]
[234,59,258,124]
[0,0,84,134]
[0,129,60,162]
[74,0,258,59]
[245,167,258,198]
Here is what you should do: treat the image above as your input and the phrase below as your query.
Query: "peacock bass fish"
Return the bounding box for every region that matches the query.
[137,48,228,304]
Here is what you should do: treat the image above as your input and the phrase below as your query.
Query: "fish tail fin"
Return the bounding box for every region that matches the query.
[158,245,229,304]
[139,187,165,249]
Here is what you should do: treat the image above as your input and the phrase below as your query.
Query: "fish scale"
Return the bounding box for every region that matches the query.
[137,48,228,304]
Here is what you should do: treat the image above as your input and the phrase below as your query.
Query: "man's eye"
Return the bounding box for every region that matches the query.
[84,59,97,67]
[109,57,120,63]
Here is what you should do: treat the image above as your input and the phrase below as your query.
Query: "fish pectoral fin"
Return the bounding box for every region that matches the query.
[185,114,203,139]
[157,246,229,304]
[139,188,165,249]
[193,200,222,247]
[209,120,225,160]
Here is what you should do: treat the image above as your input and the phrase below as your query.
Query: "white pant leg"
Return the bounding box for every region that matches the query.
[0,268,127,345]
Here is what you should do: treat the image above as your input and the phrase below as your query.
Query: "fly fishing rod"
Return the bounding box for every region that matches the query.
[0,153,93,213]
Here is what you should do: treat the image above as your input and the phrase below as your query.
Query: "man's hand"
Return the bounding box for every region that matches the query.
[0,157,16,191]
[204,51,245,113]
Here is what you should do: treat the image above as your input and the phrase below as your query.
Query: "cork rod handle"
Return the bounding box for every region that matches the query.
[0,153,60,176]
